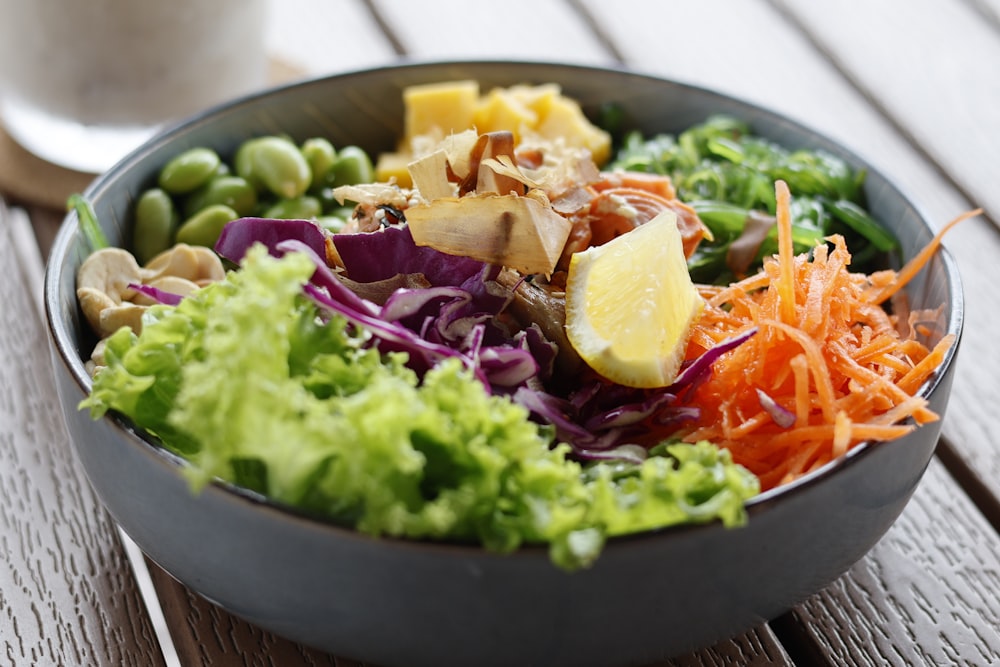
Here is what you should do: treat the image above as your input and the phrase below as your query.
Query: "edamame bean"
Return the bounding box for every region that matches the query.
[236,136,312,199]
[262,195,322,220]
[133,188,179,263]
[301,138,337,189]
[175,204,239,248]
[158,147,222,194]
[184,175,258,218]
[328,145,374,186]
[235,139,263,191]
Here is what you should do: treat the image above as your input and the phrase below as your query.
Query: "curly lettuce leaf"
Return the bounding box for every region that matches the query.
[81,246,759,570]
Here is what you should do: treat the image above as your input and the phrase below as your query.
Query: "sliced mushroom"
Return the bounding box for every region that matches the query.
[496,268,582,377]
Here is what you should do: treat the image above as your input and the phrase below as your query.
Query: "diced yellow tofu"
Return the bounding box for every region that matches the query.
[374,151,413,188]
[534,96,612,165]
[473,88,537,143]
[404,80,480,140]
[508,83,563,114]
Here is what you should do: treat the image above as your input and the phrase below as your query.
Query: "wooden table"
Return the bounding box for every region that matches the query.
[2,1,999,664]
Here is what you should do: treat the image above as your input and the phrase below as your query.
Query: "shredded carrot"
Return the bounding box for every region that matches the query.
[678,179,974,491]
[775,180,797,324]
[871,208,981,304]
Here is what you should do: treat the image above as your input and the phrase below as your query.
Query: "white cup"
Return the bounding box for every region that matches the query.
[0,0,267,173]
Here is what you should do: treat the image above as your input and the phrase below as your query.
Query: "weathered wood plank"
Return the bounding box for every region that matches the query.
[0,202,166,666]
[785,458,1000,666]
[369,0,614,64]
[265,0,398,76]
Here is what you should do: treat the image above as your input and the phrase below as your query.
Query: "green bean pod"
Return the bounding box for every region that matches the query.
[158,147,222,194]
[133,188,179,263]
[175,204,239,248]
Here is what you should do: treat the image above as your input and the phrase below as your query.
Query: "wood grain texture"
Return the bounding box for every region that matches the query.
[0,206,165,666]
[787,459,1000,666]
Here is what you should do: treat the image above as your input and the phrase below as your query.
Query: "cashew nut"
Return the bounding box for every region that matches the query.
[98,303,147,339]
[77,248,143,335]
[78,241,226,361]
[142,243,225,286]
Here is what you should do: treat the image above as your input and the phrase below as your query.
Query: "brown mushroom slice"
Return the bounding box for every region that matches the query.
[496,268,582,377]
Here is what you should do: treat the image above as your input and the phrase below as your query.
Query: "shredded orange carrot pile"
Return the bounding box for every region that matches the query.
[680,180,977,490]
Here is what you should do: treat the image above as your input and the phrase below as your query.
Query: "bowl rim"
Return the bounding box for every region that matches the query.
[43,58,966,557]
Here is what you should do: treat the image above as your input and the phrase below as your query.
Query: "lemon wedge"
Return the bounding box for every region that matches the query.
[564,210,705,388]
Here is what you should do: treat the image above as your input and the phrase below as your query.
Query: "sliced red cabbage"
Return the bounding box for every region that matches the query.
[215,217,328,263]
[756,388,796,428]
[128,282,183,306]
[333,225,484,286]
[668,327,758,391]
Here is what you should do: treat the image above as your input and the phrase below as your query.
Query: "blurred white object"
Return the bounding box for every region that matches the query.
[0,0,267,173]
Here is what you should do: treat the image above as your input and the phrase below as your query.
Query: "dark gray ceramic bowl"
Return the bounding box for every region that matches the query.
[44,61,963,666]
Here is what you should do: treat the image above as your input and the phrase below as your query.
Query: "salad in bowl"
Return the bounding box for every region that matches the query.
[46,62,964,665]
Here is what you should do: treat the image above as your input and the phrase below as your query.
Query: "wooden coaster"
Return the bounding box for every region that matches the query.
[0,126,97,210]
[0,56,309,211]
